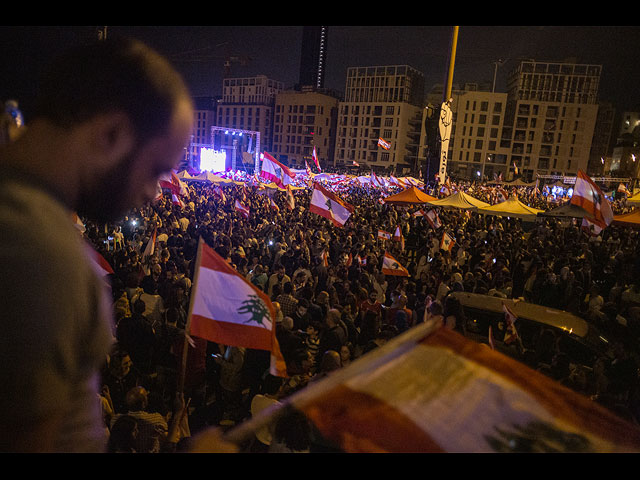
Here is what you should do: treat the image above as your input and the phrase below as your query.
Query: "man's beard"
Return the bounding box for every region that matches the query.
[76,151,139,224]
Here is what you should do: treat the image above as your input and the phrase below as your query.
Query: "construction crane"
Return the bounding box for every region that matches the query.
[169,42,251,78]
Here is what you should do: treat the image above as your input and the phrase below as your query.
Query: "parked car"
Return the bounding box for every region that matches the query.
[449,291,614,371]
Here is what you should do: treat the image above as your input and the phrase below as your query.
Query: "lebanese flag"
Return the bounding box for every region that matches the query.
[309,182,354,227]
[381,251,410,277]
[188,239,286,376]
[581,217,603,237]
[393,226,405,251]
[284,324,640,452]
[285,185,295,211]
[85,242,114,277]
[496,187,508,203]
[413,209,426,217]
[378,137,391,150]
[425,209,442,229]
[154,181,163,203]
[571,170,614,229]
[345,252,353,268]
[142,227,157,262]
[305,160,312,177]
[321,249,329,267]
[378,230,392,240]
[269,197,280,212]
[260,152,295,188]
[502,302,519,345]
[371,170,385,189]
[159,171,188,197]
[440,232,455,252]
[235,199,250,218]
[172,193,185,208]
[214,186,226,203]
[312,146,322,172]
[618,183,630,196]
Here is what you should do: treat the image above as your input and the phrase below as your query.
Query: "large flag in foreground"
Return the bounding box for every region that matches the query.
[570,169,614,229]
[260,152,296,189]
[229,321,640,452]
[309,182,354,227]
[188,239,286,376]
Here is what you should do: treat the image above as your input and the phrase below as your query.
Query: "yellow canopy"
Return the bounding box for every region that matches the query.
[613,209,640,226]
[428,191,490,210]
[478,195,544,220]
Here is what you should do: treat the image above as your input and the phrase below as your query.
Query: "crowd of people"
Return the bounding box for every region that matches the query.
[86,172,640,452]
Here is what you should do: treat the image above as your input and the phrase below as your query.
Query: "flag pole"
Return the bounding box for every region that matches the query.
[177,236,205,396]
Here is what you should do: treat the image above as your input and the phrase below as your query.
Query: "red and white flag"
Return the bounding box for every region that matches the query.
[235,199,250,218]
[371,170,385,189]
[159,171,188,197]
[502,302,519,346]
[172,193,185,208]
[309,182,354,227]
[285,185,295,211]
[378,230,392,240]
[188,239,286,377]
[312,146,322,172]
[378,137,391,150]
[260,152,295,189]
[85,242,114,277]
[393,226,405,251]
[570,170,613,229]
[286,324,640,452]
[269,197,280,212]
[412,209,426,217]
[142,227,157,264]
[581,217,603,237]
[321,249,329,267]
[425,209,442,229]
[381,251,410,277]
[72,212,86,234]
[214,186,226,203]
[440,231,455,252]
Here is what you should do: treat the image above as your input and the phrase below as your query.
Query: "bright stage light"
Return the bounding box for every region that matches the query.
[200,147,226,172]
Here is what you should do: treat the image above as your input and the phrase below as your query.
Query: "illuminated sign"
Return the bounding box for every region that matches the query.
[200,148,227,172]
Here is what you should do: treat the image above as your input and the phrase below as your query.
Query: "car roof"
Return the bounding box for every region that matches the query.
[450,292,589,338]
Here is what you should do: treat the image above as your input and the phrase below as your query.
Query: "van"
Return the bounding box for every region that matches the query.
[449,292,614,371]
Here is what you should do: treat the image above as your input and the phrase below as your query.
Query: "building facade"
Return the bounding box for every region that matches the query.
[272,89,339,168]
[333,65,425,173]
[216,75,284,155]
[500,60,602,181]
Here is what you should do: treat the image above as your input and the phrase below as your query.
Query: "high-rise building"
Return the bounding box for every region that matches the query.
[501,60,602,180]
[333,65,425,172]
[216,75,284,156]
[299,26,328,90]
[272,89,339,168]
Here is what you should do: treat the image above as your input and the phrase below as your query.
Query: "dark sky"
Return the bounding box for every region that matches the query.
[1,25,639,119]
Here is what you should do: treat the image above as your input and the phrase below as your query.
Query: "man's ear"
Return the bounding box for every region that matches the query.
[87,112,136,167]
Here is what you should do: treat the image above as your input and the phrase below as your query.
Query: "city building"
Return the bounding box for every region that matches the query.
[432,83,510,181]
[333,65,425,173]
[609,110,640,181]
[587,101,616,176]
[500,59,602,181]
[216,75,284,165]
[272,89,339,168]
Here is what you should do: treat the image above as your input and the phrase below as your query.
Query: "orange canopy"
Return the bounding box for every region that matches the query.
[383,186,437,205]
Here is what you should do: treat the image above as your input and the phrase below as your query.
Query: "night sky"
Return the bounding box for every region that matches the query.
[1,25,639,120]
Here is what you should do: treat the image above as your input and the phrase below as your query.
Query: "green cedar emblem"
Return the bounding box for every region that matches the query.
[237,294,270,328]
